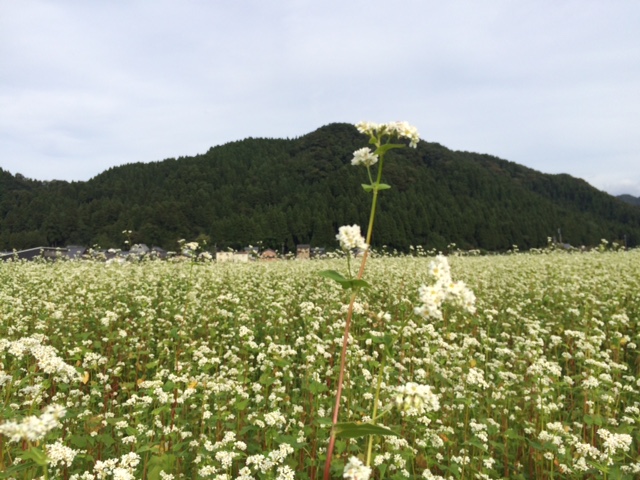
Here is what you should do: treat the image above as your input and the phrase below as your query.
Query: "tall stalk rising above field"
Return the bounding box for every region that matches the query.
[320,121,420,479]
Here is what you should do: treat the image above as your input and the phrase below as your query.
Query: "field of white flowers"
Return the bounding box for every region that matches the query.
[1,250,639,479]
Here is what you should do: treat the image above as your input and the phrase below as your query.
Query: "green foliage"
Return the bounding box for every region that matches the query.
[333,422,400,439]
[1,124,640,251]
[317,269,371,290]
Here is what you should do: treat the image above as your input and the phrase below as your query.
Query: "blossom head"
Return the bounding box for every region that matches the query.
[336,225,368,252]
[415,255,476,319]
[184,242,199,251]
[351,147,379,167]
[394,382,440,416]
[0,404,66,443]
[343,456,372,480]
[355,121,420,148]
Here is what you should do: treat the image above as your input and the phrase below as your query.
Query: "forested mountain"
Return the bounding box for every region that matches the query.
[617,194,640,207]
[2,123,640,252]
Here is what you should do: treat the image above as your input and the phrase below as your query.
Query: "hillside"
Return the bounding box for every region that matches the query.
[618,194,640,207]
[2,123,640,251]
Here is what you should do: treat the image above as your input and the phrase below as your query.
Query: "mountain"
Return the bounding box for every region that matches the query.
[2,123,640,252]
[617,194,640,207]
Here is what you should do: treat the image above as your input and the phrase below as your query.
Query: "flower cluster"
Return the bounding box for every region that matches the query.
[69,452,140,480]
[393,382,440,416]
[598,428,633,462]
[0,404,66,443]
[336,225,368,252]
[355,121,420,148]
[46,440,81,468]
[343,456,372,480]
[414,255,476,319]
[1,335,81,383]
[351,147,379,167]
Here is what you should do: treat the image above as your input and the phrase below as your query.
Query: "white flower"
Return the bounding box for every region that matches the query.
[389,121,420,148]
[598,429,632,459]
[336,225,368,252]
[276,465,295,480]
[46,440,80,467]
[0,404,66,443]
[185,242,199,251]
[343,456,372,480]
[393,382,440,415]
[355,121,381,136]
[355,121,420,148]
[415,255,475,319]
[351,147,379,167]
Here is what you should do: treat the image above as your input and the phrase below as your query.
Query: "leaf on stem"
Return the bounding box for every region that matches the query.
[318,270,371,290]
[375,143,406,156]
[20,446,49,466]
[361,183,391,193]
[333,421,400,439]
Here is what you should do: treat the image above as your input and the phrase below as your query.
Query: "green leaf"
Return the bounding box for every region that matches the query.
[371,333,394,347]
[308,380,328,394]
[259,373,276,386]
[20,447,49,466]
[333,421,400,439]
[147,454,177,480]
[163,380,176,392]
[318,270,348,283]
[465,438,489,451]
[362,183,391,193]
[146,360,158,370]
[98,433,115,447]
[151,405,170,416]
[504,428,524,440]
[318,270,370,290]
[375,143,406,156]
[0,461,33,476]
[526,438,544,450]
[341,279,371,290]
[136,444,161,454]
[70,434,89,449]
[584,414,604,426]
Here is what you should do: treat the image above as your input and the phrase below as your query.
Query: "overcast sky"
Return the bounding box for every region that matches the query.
[1,1,639,196]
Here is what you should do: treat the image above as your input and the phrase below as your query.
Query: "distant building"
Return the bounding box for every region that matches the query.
[296,244,310,260]
[129,244,150,255]
[150,246,168,259]
[216,251,249,263]
[260,249,278,261]
[66,245,87,259]
[0,247,67,261]
[234,251,249,262]
[216,251,234,262]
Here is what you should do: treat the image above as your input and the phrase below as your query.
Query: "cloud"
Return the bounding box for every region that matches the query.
[0,0,639,196]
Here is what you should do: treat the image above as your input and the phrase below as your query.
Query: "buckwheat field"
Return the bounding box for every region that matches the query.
[1,248,639,480]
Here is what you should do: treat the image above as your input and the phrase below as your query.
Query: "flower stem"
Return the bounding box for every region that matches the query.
[366,353,387,467]
[323,150,385,479]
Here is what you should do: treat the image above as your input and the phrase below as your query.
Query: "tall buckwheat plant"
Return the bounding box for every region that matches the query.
[320,122,475,479]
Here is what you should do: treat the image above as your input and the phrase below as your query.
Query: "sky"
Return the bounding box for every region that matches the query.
[1,1,639,196]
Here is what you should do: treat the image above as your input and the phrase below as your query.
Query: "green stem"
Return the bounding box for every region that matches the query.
[365,153,385,245]
[366,354,387,467]
[323,148,386,480]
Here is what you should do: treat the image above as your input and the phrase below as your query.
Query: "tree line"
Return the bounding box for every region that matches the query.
[2,123,640,252]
